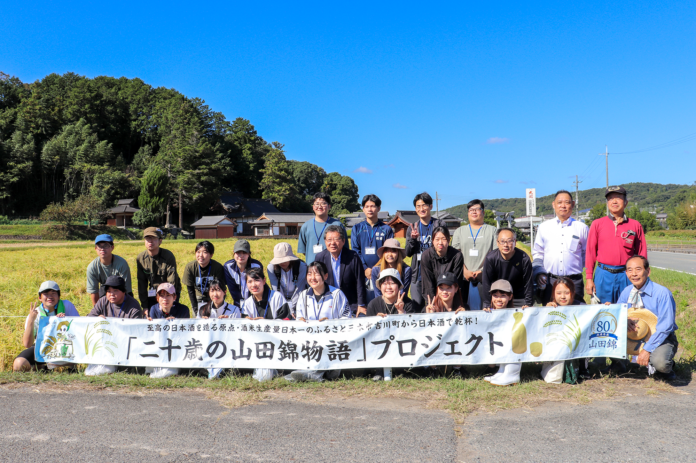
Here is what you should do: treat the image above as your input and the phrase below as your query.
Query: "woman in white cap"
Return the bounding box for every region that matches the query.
[371,238,412,298]
[197,278,242,379]
[367,269,413,316]
[483,279,526,386]
[13,281,80,372]
[267,242,308,318]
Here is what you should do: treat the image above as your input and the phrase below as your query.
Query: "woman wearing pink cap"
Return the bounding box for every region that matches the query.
[370,238,412,298]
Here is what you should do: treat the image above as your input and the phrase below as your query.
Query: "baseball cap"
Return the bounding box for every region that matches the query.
[95,234,113,245]
[377,268,403,288]
[234,239,251,254]
[156,283,176,295]
[103,275,127,293]
[490,279,513,294]
[605,185,627,198]
[436,273,458,287]
[143,227,163,238]
[38,281,60,294]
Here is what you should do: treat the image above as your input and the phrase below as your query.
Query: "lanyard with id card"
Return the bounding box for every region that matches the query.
[469,225,481,257]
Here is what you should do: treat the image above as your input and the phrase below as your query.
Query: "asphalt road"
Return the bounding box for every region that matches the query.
[648,251,696,275]
[0,388,455,462]
[460,384,696,462]
[2,384,695,462]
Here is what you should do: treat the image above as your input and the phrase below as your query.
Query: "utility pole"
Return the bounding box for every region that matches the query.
[599,146,609,215]
[435,191,441,220]
[573,175,583,218]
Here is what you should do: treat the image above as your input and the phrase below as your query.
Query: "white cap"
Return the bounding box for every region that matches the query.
[38,280,60,293]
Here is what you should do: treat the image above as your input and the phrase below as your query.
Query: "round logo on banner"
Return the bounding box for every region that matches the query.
[590,311,618,340]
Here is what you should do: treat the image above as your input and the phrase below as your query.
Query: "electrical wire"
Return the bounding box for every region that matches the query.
[613,132,696,154]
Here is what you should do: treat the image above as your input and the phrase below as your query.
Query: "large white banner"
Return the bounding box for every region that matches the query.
[35,304,627,369]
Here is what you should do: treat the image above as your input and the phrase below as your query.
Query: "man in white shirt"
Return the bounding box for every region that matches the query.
[532,190,589,305]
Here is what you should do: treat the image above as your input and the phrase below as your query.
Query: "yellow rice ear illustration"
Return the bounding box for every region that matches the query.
[530,342,543,357]
[512,312,527,354]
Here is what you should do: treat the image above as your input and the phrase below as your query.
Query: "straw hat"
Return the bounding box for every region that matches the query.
[269,242,300,265]
[377,238,407,258]
[626,308,658,356]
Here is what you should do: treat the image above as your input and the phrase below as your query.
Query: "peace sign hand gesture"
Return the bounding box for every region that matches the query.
[410,222,420,240]
[395,291,406,314]
[425,295,436,314]
[28,302,40,321]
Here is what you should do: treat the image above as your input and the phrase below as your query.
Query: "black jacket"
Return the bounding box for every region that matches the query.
[404,218,447,283]
[315,249,366,315]
[481,248,533,307]
[420,246,465,304]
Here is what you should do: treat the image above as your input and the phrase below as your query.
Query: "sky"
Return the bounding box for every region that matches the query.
[2,1,695,213]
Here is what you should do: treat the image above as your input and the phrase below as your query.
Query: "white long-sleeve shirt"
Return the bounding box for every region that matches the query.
[532,216,588,276]
[295,285,351,320]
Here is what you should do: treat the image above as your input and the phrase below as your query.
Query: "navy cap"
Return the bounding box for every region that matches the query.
[104,275,126,293]
[95,234,114,244]
[605,185,627,198]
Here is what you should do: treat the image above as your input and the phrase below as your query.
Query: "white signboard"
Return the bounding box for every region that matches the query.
[526,188,537,216]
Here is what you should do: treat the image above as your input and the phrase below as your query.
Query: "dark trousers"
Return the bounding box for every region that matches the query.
[411,279,424,313]
[541,274,586,305]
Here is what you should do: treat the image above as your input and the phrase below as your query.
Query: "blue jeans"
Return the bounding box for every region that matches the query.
[594,264,630,304]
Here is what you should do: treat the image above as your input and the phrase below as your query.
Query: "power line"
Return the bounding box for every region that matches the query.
[613,132,696,154]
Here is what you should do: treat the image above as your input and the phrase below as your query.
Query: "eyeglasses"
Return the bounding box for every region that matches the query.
[468,208,482,213]
[497,239,515,246]
[415,205,430,210]
[96,243,112,249]
[325,238,343,243]
[313,202,329,208]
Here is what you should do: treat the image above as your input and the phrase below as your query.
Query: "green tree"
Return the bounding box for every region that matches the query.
[587,203,607,225]
[73,194,110,229]
[0,130,34,214]
[260,142,301,211]
[39,201,79,227]
[138,165,169,222]
[626,207,662,232]
[321,172,360,216]
[288,160,327,210]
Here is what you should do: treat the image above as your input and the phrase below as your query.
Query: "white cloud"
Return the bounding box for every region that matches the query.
[384,163,396,168]
[392,183,408,189]
[486,137,510,144]
[353,166,373,174]
[493,179,509,184]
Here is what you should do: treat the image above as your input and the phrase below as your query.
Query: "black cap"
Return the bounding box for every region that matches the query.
[436,272,458,287]
[104,275,126,293]
[605,185,627,198]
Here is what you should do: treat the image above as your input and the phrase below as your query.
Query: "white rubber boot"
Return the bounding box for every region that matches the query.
[490,362,522,386]
[484,364,505,382]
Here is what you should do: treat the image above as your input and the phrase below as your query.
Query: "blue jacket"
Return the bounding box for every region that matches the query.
[314,249,366,315]
[149,302,190,319]
[618,278,678,352]
[350,220,394,269]
[223,257,263,306]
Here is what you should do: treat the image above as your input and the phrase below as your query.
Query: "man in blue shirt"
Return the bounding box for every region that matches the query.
[618,255,678,380]
[298,192,348,264]
[351,194,394,302]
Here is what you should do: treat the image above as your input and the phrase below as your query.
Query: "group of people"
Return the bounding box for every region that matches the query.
[13,187,679,385]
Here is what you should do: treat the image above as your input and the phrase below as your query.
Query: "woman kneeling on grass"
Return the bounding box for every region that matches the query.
[287,261,351,382]
[145,283,190,378]
[198,279,241,379]
[422,273,469,379]
[542,276,587,383]
[483,279,528,386]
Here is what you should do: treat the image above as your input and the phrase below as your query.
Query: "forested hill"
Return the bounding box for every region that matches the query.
[0,71,361,218]
[445,182,696,218]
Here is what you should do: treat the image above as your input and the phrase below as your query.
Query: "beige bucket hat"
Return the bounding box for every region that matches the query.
[377,238,407,258]
[269,242,300,265]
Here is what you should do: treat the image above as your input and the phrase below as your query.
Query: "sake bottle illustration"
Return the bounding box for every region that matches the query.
[511,312,527,354]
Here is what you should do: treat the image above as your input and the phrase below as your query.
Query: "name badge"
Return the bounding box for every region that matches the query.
[416,252,422,261]
[313,244,323,253]
[469,249,479,257]
[366,247,376,255]
[148,289,156,297]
